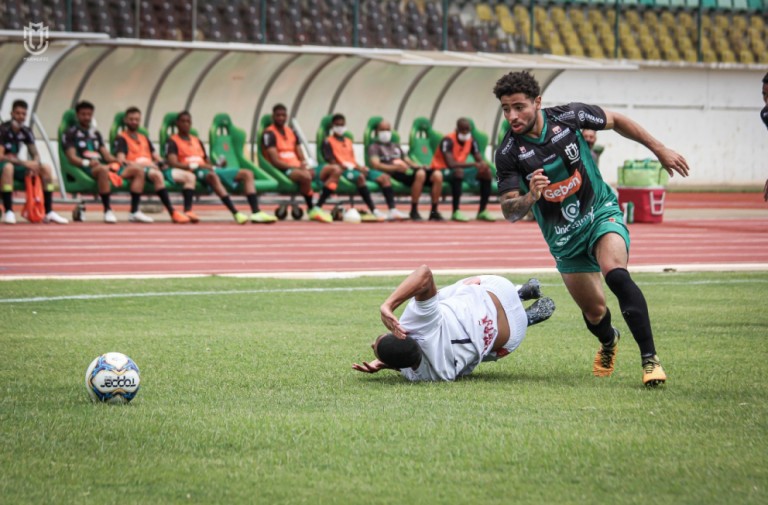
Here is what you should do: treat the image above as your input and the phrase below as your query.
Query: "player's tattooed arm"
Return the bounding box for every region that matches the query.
[500,168,550,223]
[500,191,534,223]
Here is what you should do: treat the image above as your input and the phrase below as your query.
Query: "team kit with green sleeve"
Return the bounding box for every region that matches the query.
[495,103,630,273]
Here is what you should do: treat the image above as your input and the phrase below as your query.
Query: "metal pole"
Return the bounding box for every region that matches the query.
[353,0,360,48]
[135,0,140,39]
[442,0,448,51]
[529,0,534,54]
[192,0,198,41]
[697,0,703,62]
[614,0,620,59]
[260,0,267,43]
[66,0,72,31]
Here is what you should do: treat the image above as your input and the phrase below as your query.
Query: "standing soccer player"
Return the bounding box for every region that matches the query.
[760,72,767,202]
[492,71,690,386]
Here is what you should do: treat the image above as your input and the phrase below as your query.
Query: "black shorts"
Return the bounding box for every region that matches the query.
[391,167,436,187]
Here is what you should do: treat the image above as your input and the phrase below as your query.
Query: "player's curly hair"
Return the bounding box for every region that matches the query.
[492,71,541,100]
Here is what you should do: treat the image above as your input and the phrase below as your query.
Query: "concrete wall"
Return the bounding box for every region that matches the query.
[544,66,767,187]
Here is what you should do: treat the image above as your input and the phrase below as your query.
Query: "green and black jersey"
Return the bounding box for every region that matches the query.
[495,103,622,260]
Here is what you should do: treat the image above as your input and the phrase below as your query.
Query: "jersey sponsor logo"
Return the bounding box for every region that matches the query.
[578,110,605,125]
[501,138,514,155]
[542,154,556,163]
[518,148,535,161]
[552,125,561,134]
[480,315,496,353]
[554,205,595,236]
[555,111,575,121]
[552,127,571,144]
[543,170,582,202]
[564,142,579,163]
[519,146,526,152]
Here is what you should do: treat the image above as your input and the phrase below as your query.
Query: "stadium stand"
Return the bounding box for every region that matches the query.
[1,0,764,63]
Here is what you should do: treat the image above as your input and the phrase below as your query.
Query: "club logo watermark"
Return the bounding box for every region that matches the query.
[23,22,49,60]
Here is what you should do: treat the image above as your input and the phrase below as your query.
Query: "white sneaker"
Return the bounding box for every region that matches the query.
[2,210,16,225]
[128,210,154,223]
[372,209,387,221]
[43,211,69,224]
[387,208,409,221]
[104,210,118,224]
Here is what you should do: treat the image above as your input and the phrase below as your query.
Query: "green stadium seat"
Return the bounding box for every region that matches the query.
[362,116,409,196]
[655,0,672,7]
[407,117,442,166]
[716,0,733,7]
[208,113,278,193]
[732,0,749,9]
[315,115,372,195]
[747,0,763,9]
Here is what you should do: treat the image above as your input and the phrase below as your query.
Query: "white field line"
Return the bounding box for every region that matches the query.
[1,270,767,303]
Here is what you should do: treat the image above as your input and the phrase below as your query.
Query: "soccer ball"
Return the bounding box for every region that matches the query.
[85,352,140,404]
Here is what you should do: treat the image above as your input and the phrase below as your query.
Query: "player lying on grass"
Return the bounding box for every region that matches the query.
[352,265,555,381]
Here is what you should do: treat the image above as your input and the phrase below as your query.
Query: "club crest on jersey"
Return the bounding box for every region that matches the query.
[552,125,561,134]
[543,170,582,202]
[519,146,526,153]
[565,142,579,163]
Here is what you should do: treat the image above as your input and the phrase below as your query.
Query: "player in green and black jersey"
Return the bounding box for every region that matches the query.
[493,71,690,386]
[0,99,68,224]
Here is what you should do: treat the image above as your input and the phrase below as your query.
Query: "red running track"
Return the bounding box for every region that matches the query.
[0,216,766,278]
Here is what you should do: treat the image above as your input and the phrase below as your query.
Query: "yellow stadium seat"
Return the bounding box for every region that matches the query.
[500,17,516,34]
[739,50,755,63]
[476,4,493,23]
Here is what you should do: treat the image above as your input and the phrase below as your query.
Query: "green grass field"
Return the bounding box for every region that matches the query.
[1,272,767,504]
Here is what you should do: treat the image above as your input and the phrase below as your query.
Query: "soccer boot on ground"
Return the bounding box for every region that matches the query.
[476,210,496,222]
[387,208,409,221]
[250,211,278,224]
[428,210,445,222]
[409,209,423,221]
[3,210,17,224]
[233,212,248,224]
[517,278,541,301]
[128,211,154,223]
[451,210,470,222]
[44,211,69,224]
[525,297,555,326]
[184,211,200,223]
[103,210,118,224]
[171,211,190,224]
[593,328,620,377]
[642,355,667,387]
[308,207,332,223]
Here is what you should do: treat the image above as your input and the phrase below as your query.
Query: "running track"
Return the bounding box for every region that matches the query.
[1,192,766,279]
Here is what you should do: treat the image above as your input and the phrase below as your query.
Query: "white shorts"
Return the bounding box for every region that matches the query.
[479,275,528,355]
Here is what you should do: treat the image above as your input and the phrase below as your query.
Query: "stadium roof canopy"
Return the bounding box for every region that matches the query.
[0,31,637,149]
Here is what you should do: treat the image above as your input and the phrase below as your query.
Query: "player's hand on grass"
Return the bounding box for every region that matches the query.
[656,147,690,178]
[529,168,550,201]
[352,359,388,374]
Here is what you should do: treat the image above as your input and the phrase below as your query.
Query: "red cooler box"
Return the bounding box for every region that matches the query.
[617,187,666,223]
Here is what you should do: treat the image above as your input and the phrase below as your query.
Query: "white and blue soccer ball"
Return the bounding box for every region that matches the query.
[85,352,140,404]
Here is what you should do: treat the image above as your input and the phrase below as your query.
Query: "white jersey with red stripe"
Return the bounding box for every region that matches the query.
[399,276,527,382]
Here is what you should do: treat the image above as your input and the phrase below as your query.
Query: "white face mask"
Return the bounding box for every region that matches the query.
[332,125,346,136]
[378,131,392,143]
[10,119,21,129]
[457,132,472,143]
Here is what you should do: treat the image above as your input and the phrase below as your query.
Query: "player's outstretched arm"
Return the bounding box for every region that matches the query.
[605,110,690,178]
[380,265,437,338]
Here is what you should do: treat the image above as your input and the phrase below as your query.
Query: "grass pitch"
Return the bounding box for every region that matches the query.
[1,272,767,504]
